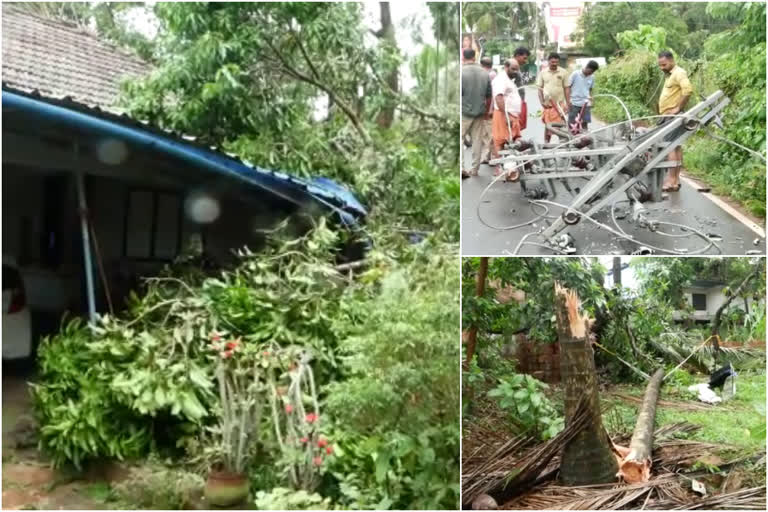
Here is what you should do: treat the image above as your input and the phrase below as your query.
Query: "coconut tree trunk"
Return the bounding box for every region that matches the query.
[555,284,618,485]
[619,368,664,483]
[464,257,489,366]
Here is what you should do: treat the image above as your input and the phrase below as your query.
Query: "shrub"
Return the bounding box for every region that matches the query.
[112,462,205,510]
[488,374,564,440]
[322,243,460,510]
[253,487,333,510]
[32,221,345,469]
[591,50,659,124]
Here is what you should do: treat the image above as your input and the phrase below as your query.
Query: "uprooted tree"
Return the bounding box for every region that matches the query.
[554,283,618,485]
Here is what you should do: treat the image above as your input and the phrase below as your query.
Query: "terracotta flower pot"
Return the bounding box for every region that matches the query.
[204,470,249,508]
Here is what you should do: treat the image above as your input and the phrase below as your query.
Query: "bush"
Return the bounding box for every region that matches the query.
[488,374,564,440]
[683,4,766,217]
[32,221,346,469]
[112,462,205,510]
[253,487,333,510]
[321,244,460,510]
[591,50,659,124]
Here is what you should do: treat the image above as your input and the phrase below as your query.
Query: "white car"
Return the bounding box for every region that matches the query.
[2,258,33,360]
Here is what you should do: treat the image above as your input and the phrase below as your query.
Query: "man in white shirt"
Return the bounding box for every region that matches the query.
[491,59,523,180]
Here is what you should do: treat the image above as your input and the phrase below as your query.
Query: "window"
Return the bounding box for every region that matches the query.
[692,293,707,311]
[124,189,182,261]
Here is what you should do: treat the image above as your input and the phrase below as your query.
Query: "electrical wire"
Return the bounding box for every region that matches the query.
[703,129,767,163]
[475,111,736,254]
[529,198,722,255]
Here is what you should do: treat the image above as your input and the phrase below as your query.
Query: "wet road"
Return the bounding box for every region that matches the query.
[461,89,765,256]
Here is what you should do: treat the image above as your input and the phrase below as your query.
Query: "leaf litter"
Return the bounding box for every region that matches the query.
[463,419,766,510]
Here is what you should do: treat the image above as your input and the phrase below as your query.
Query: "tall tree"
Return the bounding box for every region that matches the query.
[464,257,489,367]
[372,2,399,129]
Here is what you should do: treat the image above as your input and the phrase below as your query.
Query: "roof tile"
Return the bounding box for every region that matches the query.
[2,4,148,112]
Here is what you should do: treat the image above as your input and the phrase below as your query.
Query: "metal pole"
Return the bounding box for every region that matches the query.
[75,170,97,323]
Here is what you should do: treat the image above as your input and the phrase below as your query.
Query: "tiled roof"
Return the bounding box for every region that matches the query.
[1,4,148,112]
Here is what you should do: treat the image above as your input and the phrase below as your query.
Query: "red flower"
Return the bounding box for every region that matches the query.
[210,333,221,341]
[263,351,270,357]
[313,456,323,467]
[305,413,318,424]
[326,446,333,455]
[226,340,238,350]
[300,437,308,444]
[285,404,294,414]
[222,350,233,359]
[317,438,328,448]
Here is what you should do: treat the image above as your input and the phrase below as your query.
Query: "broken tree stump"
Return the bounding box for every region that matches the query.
[555,284,619,485]
[619,368,665,483]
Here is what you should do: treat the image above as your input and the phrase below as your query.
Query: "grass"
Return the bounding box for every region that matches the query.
[604,370,766,459]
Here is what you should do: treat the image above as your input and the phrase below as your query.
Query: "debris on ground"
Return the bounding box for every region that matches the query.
[463,417,765,510]
[687,383,722,404]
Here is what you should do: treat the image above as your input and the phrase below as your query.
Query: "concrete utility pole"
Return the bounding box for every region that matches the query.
[613,257,622,287]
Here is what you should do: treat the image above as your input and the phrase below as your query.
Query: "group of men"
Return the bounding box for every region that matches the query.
[461,46,693,192]
[461,48,599,180]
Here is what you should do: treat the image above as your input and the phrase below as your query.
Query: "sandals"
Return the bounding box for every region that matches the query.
[662,183,681,192]
[493,167,520,182]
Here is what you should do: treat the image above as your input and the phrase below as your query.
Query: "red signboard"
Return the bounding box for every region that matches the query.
[550,7,581,17]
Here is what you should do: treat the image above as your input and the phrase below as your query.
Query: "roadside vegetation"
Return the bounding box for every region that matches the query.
[584,2,766,216]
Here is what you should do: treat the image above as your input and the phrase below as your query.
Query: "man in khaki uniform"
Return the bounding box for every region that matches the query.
[657,50,693,191]
[536,53,570,143]
[462,48,492,178]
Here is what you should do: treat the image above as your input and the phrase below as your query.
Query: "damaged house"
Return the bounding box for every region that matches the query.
[1,6,365,359]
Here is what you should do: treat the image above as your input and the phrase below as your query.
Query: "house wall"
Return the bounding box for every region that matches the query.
[683,286,760,317]
[3,163,293,321]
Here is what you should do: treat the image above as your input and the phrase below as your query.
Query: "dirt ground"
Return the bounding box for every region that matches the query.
[2,371,130,510]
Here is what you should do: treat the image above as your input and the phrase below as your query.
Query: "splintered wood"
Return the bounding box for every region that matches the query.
[555,283,588,338]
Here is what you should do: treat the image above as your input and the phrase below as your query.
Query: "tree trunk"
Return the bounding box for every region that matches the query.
[711,266,760,355]
[374,2,398,129]
[612,257,622,287]
[555,284,618,485]
[464,257,489,366]
[619,368,664,483]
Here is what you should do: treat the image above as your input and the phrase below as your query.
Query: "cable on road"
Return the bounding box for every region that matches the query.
[472,113,739,255]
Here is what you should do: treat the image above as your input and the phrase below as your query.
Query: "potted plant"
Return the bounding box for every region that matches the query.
[203,334,269,507]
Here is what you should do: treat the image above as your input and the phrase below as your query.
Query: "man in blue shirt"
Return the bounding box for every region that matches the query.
[566,60,599,132]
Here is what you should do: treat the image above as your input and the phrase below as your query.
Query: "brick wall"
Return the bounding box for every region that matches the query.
[515,334,561,384]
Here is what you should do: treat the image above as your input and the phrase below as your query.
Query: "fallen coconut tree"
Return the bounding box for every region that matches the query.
[618,368,665,483]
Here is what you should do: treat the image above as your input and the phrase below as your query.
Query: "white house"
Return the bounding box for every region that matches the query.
[674,279,761,323]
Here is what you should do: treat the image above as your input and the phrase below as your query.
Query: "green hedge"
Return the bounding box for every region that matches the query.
[591,4,766,217]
